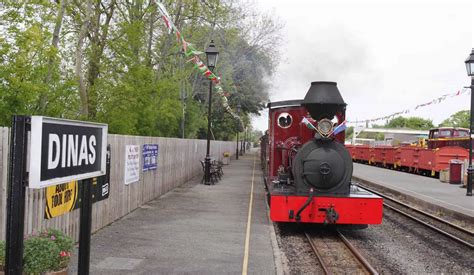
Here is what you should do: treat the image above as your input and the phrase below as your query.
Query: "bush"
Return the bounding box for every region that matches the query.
[0,228,74,273]
[0,240,5,268]
[41,228,74,271]
[42,228,74,256]
[23,237,61,274]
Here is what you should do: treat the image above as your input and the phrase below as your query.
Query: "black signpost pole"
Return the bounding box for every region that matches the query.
[6,115,29,275]
[78,178,93,275]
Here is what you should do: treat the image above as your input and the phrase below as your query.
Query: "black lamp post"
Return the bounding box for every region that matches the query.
[464,48,474,196]
[243,127,247,154]
[204,40,219,185]
[240,127,244,156]
[236,103,241,160]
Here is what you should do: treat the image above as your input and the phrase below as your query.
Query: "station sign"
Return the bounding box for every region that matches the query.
[29,116,108,189]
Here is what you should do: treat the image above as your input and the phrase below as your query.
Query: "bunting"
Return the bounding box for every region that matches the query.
[155,1,244,129]
[333,120,347,135]
[301,117,317,131]
[348,88,471,124]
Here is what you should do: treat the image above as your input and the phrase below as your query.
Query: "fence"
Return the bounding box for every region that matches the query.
[0,128,236,241]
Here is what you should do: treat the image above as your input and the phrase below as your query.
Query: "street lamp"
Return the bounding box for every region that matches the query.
[240,126,244,156]
[236,103,241,160]
[204,40,219,185]
[464,48,474,196]
[243,127,247,154]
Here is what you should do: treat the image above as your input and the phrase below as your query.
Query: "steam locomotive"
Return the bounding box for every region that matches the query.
[261,81,383,225]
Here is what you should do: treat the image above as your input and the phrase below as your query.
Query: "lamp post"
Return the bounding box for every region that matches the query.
[242,127,246,154]
[243,127,247,154]
[204,40,219,185]
[236,103,241,160]
[464,48,474,196]
[240,127,244,156]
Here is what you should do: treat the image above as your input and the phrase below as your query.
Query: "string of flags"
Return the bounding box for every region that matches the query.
[348,87,471,124]
[155,2,244,129]
[301,117,317,131]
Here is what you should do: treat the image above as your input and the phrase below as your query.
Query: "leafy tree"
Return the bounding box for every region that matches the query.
[385,116,434,130]
[0,0,281,141]
[439,110,470,128]
[345,126,354,139]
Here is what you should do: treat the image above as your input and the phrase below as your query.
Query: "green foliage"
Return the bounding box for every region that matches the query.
[345,126,354,139]
[23,237,61,274]
[385,116,434,130]
[357,132,385,141]
[439,110,470,128]
[0,240,5,267]
[0,1,281,139]
[43,228,74,257]
[0,228,75,273]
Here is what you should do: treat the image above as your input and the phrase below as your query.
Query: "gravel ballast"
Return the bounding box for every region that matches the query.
[274,210,473,274]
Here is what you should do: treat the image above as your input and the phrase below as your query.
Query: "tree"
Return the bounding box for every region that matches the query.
[345,126,354,139]
[439,110,470,128]
[0,0,282,140]
[385,116,434,130]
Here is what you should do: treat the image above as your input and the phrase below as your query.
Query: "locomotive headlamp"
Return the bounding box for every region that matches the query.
[317,118,334,137]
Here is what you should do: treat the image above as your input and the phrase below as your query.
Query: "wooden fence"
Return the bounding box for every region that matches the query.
[0,128,236,241]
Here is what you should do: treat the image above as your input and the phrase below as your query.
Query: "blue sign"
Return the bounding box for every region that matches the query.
[143,144,158,171]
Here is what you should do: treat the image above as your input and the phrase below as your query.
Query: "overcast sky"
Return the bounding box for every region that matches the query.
[252,0,473,131]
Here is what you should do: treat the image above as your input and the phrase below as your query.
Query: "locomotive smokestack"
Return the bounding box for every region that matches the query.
[302,81,346,120]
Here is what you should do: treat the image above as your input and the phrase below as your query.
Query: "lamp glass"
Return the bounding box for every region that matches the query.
[207,53,218,69]
[466,62,474,77]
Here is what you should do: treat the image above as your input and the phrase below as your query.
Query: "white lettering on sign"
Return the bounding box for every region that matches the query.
[89,135,96,164]
[78,135,88,165]
[67,134,78,167]
[46,134,98,170]
[48,134,60,169]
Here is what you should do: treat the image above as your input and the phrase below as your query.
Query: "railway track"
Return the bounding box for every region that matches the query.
[305,230,378,275]
[357,183,474,250]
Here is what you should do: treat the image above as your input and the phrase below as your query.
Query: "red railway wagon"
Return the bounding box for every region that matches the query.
[348,144,469,176]
[372,146,395,167]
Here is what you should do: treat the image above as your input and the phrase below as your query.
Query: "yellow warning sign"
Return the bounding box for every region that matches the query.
[45,181,78,219]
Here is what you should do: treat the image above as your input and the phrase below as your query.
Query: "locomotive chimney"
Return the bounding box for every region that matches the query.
[301,81,346,120]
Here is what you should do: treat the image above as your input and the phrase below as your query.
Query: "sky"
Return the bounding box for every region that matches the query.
[251,0,474,131]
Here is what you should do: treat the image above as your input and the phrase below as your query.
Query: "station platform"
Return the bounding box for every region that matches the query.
[70,152,280,274]
[352,163,474,220]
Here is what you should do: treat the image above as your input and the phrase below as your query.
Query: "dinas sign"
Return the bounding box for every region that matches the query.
[29,116,108,189]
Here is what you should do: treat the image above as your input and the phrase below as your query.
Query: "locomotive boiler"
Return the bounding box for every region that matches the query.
[263,81,383,225]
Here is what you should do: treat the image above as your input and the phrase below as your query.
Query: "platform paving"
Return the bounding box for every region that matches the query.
[353,163,474,218]
[70,152,277,274]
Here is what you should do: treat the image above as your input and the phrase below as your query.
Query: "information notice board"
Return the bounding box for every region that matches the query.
[143,144,158,171]
[124,145,140,185]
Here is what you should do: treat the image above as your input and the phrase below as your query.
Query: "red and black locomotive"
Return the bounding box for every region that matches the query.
[261,81,383,225]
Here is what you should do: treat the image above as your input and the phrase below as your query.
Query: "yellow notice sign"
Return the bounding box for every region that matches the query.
[45,181,78,219]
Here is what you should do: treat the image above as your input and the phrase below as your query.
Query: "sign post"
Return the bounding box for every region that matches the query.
[5,116,29,274]
[5,116,107,274]
[78,178,93,275]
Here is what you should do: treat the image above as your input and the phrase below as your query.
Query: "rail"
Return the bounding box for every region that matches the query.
[357,183,474,249]
[305,230,378,275]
